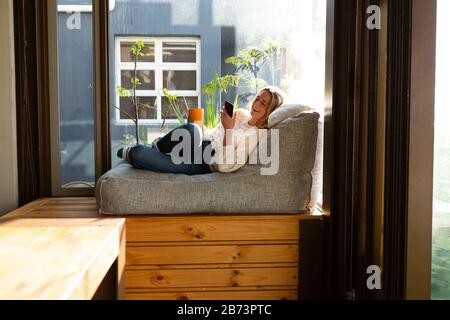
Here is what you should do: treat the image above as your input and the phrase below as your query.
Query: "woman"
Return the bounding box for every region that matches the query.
[117,86,284,175]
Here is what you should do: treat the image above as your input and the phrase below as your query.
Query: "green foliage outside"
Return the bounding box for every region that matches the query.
[432,143,450,299]
[201,41,281,128]
[224,42,279,93]
[432,227,450,299]
[114,40,155,145]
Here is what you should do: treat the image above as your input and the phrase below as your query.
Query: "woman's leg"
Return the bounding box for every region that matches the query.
[127,144,211,175]
[155,123,203,155]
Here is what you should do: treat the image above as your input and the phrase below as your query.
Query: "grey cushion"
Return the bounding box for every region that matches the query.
[96,111,320,215]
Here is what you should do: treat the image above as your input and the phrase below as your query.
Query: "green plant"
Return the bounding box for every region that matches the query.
[225,42,280,93]
[113,40,156,145]
[202,70,239,129]
[264,40,280,86]
[162,88,188,126]
[432,231,450,299]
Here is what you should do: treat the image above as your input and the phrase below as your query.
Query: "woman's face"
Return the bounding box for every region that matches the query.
[250,90,272,123]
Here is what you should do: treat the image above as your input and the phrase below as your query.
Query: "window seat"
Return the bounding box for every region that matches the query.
[1,197,326,300]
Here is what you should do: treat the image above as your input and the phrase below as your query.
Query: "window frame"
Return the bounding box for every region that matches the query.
[47,0,98,196]
[114,36,201,125]
[57,0,116,13]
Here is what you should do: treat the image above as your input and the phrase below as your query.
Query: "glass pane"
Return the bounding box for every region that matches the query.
[163,41,196,63]
[121,70,155,90]
[163,70,196,90]
[162,97,197,119]
[57,0,95,188]
[119,97,157,120]
[432,0,450,300]
[120,41,155,63]
[109,0,326,180]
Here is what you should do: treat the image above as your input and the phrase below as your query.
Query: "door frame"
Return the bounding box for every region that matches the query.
[405,0,436,299]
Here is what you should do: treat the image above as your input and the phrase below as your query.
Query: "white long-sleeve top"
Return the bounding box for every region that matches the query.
[203,109,268,173]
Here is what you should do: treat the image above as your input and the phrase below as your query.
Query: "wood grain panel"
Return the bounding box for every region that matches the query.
[126,245,298,265]
[125,290,297,300]
[126,216,301,242]
[126,263,298,270]
[126,285,297,293]
[125,267,298,289]
[127,240,296,247]
[0,222,124,299]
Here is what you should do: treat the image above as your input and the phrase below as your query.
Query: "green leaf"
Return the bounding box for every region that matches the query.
[131,76,141,86]
[117,86,131,97]
[135,40,145,48]
[140,126,148,146]
[162,88,177,101]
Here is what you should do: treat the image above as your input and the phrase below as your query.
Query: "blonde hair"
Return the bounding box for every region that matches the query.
[249,86,284,129]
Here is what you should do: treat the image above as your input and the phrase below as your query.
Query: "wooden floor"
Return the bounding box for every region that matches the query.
[1,197,324,300]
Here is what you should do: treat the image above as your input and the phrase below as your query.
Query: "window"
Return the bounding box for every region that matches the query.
[114,37,201,125]
[49,0,96,194]
[432,0,450,300]
[109,0,326,188]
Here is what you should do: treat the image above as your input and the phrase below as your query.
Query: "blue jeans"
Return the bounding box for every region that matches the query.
[127,123,213,175]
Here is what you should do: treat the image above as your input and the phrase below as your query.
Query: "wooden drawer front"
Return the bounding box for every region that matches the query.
[126,245,298,265]
[125,267,298,288]
[125,216,299,242]
[125,290,297,300]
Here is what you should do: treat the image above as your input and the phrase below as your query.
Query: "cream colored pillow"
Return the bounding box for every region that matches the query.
[268,104,313,128]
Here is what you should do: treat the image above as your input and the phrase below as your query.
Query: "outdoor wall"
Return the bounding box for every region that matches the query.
[0,0,18,215]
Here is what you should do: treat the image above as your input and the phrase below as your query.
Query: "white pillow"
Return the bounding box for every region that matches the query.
[268,103,313,127]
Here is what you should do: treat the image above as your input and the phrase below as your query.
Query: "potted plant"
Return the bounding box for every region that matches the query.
[202,71,239,129]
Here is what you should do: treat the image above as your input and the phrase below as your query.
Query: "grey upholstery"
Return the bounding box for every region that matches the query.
[95,111,320,215]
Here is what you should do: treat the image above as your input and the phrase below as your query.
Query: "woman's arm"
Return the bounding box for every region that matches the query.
[212,128,267,173]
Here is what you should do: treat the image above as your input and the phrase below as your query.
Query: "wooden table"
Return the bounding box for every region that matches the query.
[0,198,125,300]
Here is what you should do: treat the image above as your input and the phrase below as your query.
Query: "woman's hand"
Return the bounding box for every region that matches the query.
[220,106,237,130]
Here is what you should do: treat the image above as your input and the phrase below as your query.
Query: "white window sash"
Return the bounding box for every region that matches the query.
[57,0,116,12]
[115,37,201,125]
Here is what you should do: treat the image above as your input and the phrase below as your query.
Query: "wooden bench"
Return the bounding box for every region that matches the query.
[1,197,326,300]
[0,198,125,300]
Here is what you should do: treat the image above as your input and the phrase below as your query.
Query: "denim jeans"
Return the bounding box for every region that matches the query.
[127,123,213,175]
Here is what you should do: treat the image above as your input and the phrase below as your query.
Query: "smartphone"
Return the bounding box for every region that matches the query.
[223,101,234,118]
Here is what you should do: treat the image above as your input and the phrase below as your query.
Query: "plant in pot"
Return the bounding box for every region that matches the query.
[202,71,240,129]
